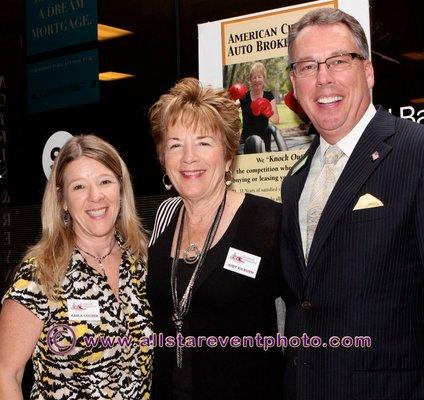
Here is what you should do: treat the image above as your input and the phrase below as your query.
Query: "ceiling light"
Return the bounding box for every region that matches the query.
[99,72,135,81]
[402,52,424,61]
[98,24,134,41]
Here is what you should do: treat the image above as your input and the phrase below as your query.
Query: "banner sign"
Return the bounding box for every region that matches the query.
[198,0,370,201]
[221,1,335,66]
[232,150,305,202]
[26,0,97,55]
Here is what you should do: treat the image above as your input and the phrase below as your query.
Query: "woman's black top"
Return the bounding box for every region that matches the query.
[240,90,274,150]
[147,194,284,400]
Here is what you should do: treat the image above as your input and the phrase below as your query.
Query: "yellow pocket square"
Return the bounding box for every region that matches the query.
[353,193,384,210]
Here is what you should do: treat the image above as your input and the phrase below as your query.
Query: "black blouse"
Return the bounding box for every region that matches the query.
[240,90,275,149]
[147,194,284,400]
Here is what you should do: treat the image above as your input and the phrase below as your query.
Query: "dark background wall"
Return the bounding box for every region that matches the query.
[0,0,423,315]
[0,0,422,395]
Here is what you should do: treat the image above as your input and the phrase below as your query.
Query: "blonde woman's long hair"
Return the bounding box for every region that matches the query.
[24,135,148,299]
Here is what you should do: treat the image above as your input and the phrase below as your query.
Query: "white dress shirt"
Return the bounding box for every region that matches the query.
[299,103,377,256]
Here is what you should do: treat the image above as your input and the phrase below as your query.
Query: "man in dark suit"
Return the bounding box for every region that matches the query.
[280,8,424,400]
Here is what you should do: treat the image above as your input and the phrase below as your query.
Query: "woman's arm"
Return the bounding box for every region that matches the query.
[0,300,43,400]
[269,99,280,125]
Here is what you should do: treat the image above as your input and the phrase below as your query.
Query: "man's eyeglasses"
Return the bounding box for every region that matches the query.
[290,52,366,78]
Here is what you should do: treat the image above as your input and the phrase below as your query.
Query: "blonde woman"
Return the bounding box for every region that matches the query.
[0,135,152,399]
[239,62,280,152]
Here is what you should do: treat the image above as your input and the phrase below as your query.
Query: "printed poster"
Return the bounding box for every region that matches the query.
[198,0,370,202]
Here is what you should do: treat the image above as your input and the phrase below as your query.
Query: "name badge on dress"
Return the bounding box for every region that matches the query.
[67,299,101,321]
[223,247,261,279]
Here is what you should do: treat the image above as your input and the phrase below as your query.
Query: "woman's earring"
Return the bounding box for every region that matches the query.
[225,170,233,187]
[162,174,173,191]
[63,210,71,228]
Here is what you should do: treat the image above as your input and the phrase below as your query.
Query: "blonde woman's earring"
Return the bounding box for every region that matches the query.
[63,210,71,227]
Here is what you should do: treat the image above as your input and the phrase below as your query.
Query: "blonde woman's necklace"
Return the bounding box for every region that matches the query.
[77,238,116,275]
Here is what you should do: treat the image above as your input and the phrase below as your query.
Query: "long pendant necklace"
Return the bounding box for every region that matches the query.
[76,237,116,275]
[183,214,202,264]
[171,190,227,367]
[183,242,201,265]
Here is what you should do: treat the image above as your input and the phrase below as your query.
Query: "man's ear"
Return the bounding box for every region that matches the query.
[290,72,298,99]
[364,60,375,90]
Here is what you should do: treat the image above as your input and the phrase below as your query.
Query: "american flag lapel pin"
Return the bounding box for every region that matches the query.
[371,151,380,161]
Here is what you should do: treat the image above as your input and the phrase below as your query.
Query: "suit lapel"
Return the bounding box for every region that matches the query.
[306,108,395,273]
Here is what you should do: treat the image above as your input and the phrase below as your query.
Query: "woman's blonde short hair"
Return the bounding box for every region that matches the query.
[249,62,267,80]
[148,77,241,167]
[24,134,148,299]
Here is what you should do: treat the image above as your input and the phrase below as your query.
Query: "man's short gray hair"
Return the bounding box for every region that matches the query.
[288,8,369,63]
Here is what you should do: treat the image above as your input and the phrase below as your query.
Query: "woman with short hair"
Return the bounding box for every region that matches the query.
[148,78,283,400]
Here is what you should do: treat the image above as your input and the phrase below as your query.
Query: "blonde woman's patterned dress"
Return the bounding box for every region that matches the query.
[3,246,153,399]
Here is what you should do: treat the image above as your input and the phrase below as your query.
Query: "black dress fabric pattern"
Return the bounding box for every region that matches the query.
[147,193,284,400]
[3,242,153,399]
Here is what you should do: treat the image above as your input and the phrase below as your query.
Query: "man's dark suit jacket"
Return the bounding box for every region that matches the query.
[280,107,424,400]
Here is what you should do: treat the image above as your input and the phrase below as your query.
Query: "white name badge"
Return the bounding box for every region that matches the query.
[67,299,101,321]
[223,247,261,279]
